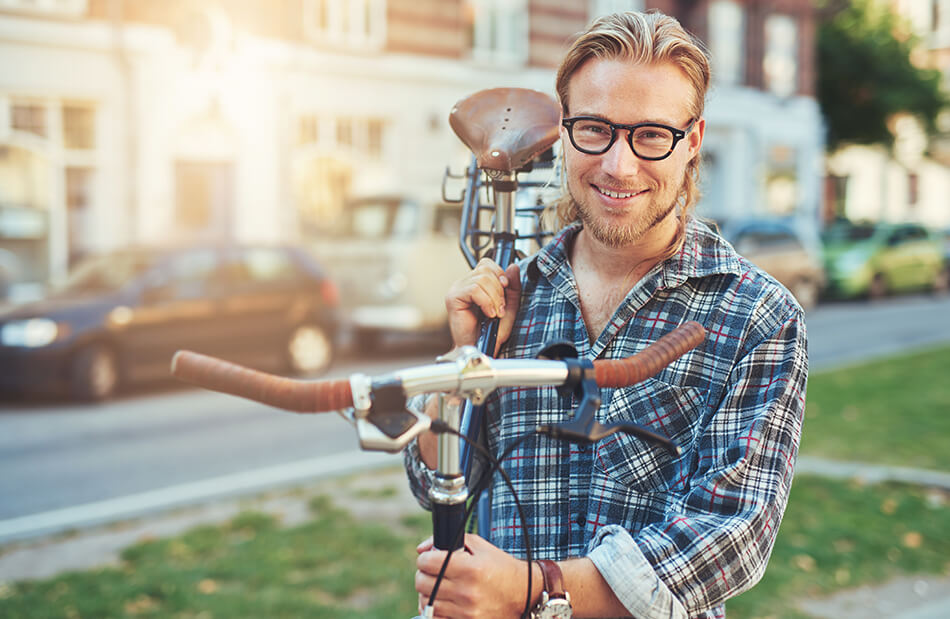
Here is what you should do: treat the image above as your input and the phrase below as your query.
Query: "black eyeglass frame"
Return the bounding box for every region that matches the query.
[561,116,696,161]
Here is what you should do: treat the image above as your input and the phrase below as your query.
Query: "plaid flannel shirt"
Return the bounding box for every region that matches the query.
[405,218,808,618]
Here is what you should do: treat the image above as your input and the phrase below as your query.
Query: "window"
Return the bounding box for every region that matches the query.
[11,102,47,138]
[303,0,387,49]
[764,14,798,97]
[62,104,96,150]
[65,167,94,263]
[299,114,386,158]
[367,118,384,159]
[466,0,528,64]
[708,0,745,86]
[299,115,319,146]
[0,0,87,16]
[164,248,222,300]
[336,118,353,148]
[590,0,644,19]
[907,172,919,206]
[237,248,299,283]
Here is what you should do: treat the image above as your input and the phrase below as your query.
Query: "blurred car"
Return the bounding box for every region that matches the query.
[719,217,826,310]
[311,195,469,350]
[0,243,340,401]
[821,221,946,299]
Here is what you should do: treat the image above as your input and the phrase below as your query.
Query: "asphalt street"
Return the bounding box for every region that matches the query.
[1,294,949,543]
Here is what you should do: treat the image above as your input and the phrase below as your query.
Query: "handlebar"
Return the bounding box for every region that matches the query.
[172,321,704,414]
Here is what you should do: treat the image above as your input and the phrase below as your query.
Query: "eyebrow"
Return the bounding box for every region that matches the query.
[569,112,682,126]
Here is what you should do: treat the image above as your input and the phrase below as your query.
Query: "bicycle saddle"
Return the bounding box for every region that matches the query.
[449,87,561,173]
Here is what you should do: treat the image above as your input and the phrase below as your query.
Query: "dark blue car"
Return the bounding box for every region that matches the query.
[0,243,340,401]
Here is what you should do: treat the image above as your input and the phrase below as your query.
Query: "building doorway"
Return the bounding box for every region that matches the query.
[175,161,235,240]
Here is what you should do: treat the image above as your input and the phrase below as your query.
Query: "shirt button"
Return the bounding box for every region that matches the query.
[575,513,586,527]
[578,444,588,453]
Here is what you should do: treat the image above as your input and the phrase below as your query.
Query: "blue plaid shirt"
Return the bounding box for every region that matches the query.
[405,219,808,618]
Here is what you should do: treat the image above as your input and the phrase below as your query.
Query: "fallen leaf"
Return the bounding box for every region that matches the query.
[198,579,219,594]
[793,554,816,572]
[903,531,923,549]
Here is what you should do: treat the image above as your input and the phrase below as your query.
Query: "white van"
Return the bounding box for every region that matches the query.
[312,195,469,350]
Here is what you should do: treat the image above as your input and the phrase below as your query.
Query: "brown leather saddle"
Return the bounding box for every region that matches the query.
[448,87,561,173]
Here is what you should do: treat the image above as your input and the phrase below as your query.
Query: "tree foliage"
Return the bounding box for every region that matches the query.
[817,0,947,152]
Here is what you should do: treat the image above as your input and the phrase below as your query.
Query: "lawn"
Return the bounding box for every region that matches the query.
[727,476,950,618]
[800,344,950,470]
[1,345,949,618]
[0,497,432,618]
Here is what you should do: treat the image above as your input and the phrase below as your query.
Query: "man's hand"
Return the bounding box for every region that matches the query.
[445,258,521,354]
[415,534,538,619]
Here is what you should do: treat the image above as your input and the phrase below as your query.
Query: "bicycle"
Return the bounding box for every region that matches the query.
[170,88,707,618]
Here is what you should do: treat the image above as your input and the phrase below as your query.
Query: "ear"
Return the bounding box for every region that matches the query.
[687,117,705,161]
[558,109,568,142]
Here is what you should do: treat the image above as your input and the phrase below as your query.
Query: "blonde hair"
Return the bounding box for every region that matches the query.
[552,11,711,239]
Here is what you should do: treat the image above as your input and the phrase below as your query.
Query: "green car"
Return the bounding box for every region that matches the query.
[822,221,948,299]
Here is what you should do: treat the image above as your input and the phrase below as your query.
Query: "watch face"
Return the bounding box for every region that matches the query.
[537,599,573,619]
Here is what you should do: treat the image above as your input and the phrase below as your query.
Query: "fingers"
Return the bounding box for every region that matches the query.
[446,258,521,348]
[447,258,510,318]
[501,262,521,319]
[416,536,434,554]
[496,263,522,354]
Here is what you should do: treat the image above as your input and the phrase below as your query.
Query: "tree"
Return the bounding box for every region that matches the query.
[817,0,947,152]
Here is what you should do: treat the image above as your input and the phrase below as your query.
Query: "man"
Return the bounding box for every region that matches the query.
[405,10,807,618]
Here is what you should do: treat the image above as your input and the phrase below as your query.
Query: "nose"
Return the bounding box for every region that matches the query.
[599,130,641,179]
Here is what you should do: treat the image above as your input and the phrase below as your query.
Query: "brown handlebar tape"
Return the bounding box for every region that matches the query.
[593,321,706,389]
[171,321,704,411]
[170,350,353,413]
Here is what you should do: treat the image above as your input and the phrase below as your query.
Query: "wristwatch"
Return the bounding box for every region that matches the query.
[532,559,573,618]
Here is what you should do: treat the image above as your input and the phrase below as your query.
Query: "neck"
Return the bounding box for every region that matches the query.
[572,212,681,282]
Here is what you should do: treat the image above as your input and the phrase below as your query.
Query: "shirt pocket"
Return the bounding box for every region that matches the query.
[593,378,704,494]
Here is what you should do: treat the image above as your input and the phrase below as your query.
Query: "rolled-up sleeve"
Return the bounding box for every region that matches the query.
[403,395,435,510]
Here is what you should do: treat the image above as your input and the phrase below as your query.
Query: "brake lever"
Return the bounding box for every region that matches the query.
[344,373,432,454]
[536,358,681,457]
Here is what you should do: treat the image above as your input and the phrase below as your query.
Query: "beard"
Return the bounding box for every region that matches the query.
[566,177,679,249]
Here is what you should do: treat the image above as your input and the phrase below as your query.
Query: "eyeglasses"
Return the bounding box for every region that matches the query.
[561,116,696,161]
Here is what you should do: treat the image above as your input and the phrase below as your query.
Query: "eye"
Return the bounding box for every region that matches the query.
[574,120,611,136]
[634,127,672,142]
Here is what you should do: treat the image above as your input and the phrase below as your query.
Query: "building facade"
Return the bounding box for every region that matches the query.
[0,0,823,299]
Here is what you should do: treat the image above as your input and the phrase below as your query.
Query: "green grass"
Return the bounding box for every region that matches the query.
[2,346,949,618]
[800,344,950,470]
[0,497,431,619]
[728,475,950,618]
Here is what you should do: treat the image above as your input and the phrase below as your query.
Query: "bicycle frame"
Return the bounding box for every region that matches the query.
[441,88,563,541]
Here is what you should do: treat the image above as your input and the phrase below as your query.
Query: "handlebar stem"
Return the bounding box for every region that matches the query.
[430,395,469,553]
[437,395,463,476]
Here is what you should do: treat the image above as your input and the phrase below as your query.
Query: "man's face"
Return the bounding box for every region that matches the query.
[559,58,705,249]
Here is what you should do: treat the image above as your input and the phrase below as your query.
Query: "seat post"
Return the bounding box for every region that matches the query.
[491,171,517,236]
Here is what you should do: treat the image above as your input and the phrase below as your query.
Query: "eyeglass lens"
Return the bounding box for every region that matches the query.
[570,119,677,157]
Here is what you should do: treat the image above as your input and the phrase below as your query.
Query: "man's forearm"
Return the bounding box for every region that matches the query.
[558,557,631,618]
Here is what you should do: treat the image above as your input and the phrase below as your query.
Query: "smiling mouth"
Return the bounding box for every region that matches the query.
[594,185,646,200]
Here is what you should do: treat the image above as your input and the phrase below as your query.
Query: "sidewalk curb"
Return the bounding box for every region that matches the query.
[0,450,398,545]
[796,456,950,489]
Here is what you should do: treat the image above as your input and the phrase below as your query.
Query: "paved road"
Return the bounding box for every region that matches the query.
[2,294,949,541]
[805,294,950,370]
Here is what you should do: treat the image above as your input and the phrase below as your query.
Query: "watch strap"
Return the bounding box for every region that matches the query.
[536,559,567,599]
